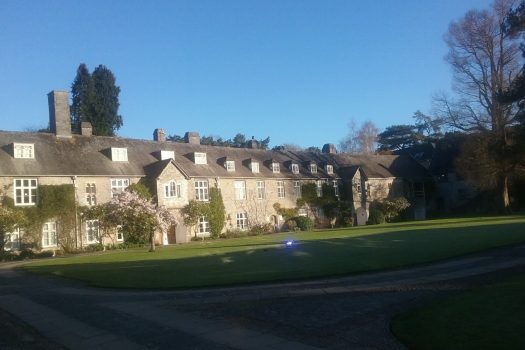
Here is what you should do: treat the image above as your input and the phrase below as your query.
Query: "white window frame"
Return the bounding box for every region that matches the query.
[86,220,99,244]
[116,225,124,242]
[42,221,57,248]
[4,227,22,251]
[111,147,128,162]
[111,178,129,198]
[194,152,207,165]
[294,181,302,197]
[271,162,280,173]
[13,143,34,159]
[165,181,181,198]
[310,163,317,174]
[86,183,97,206]
[256,180,265,200]
[236,212,248,230]
[326,165,334,175]
[333,180,339,196]
[225,160,235,172]
[14,178,38,206]
[250,162,260,173]
[197,216,210,235]
[234,180,247,200]
[316,180,323,197]
[277,181,285,198]
[291,163,299,174]
[195,180,209,201]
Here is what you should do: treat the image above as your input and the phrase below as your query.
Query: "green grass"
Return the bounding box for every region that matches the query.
[391,274,525,350]
[24,215,525,289]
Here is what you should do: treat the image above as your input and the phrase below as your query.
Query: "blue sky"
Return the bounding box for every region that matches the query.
[0,0,493,148]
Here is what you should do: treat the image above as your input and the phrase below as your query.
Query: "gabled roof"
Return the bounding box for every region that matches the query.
[0,130,430,180]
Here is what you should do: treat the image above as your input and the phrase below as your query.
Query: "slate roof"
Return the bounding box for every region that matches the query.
[0,130,429,180]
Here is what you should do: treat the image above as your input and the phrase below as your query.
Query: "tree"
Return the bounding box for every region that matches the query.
[70,64,123,136]
[208,187,225,238]
[377,125,420,151]
[0,204,26,254]
[181,200,208,238]
[339,120,379,154]
[71,63,94,133]
[434,0,522,211]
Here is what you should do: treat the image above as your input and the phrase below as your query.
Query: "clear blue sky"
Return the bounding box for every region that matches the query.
[0,0,493,148]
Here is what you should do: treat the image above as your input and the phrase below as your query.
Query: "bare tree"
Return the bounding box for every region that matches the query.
[434,0,522,211]
[340,119,379,154]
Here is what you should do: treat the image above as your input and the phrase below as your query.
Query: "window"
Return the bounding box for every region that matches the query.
[160,150,175,160]
[316,180,323,197]
[250,162,260,173]
[277,181,285,198]
[236,212,248,229]
[165,181,181,198]
[42,222,57,248]
[310,163,317,174]
[198,216,209,234]
[195,180,209,201]
[234,181,246,200]
[225,160,235,172]
[326,165,334,175]
[86,220,99,244]
[111,178,129,198]
[116,225,124,242]
[111,147,128,162]
[256,181,265,200]
[14,179,38,206]
[5,227,22,251]
[271,162,280,173]
[294,181,302,197]
[333,180,339,197]
[85,183,97,206]
[291,163,299,174]
[194,152,207,165]
[13,143,34,159]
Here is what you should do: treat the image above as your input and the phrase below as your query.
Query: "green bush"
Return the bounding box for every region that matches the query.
[85,243,104,252]
[293,216,314,231]
[250,223,273,235]
[367,207,386,225]
[285,219,297,231]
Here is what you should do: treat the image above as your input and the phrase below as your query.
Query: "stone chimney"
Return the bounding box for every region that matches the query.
[322,143,337,154]
[153,128,166,142]
[247,136,258,149]
[81,122,92,136]
[48,90,71,137]
[184,131,200,144]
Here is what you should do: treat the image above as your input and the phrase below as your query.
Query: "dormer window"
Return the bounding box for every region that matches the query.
[160,150,175,160]
[326,164,333,175]
[291,163,299,174]
[111,147,128,162]
[225,160,235,172]
[310,163,317,174]
[250,161,260,173]
[194,152,207,165]
[271,162,280,173]
[13,143,34,159]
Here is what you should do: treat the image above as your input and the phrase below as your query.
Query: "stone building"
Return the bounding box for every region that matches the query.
[0,91,429,250]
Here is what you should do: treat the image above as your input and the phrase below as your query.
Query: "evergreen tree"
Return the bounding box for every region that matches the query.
[208,187,225,238]
[70,64,95,133]
[70,64,123,136]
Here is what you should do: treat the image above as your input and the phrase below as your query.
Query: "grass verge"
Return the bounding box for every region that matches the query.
[391,274,525,349]
[23,215,525,289]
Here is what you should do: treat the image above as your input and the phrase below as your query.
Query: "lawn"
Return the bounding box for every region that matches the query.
[391,274,525,350]
[24,215,525,289]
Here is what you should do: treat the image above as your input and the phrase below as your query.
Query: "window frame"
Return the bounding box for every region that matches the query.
[111,147,128,162]
[197,216,210,235]
[194,180,209,201]
[250,162,260,173]
[13,143,35,159]
[85,219,100,244]
[225,160,235,172]
[256,180,265,200]
[14,178,38,206]
[234,180,247,200]
[316,180,323,197]
[271,162,280,173]
[85,183,97,206]
[165,181,181,199]
[310,163,317,174]
[326,164,334,175]
[277,181,285,198]
[111,178,129,198]
[236,212,248,229]
[291,163,299,174]
[194,152,207,165]
[294,180,302,197]
[42,221,57,248]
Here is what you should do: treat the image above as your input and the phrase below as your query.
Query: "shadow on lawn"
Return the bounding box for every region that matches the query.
[26,220,525,290]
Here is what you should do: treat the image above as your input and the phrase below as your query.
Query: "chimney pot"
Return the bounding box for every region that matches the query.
[184,131,200,144]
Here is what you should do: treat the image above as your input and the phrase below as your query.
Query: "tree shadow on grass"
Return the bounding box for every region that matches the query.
[25,221,525,290]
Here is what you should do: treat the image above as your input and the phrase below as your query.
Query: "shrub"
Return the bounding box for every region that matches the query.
[85,243,104,252]
[220,229,248,239]
[34,250,55,258]
[250,223,273,235]
[367,207,386,225]
[285,219,297,231]
[293,216,314,231]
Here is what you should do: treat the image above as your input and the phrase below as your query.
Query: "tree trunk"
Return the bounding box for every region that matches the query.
[500,174,511,213]
[149,232,155,252]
